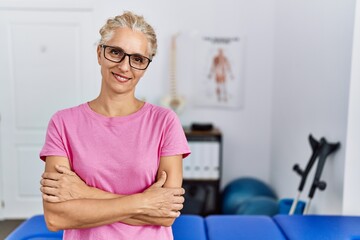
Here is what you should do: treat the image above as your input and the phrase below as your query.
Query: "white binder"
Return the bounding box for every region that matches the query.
[183,141,220,180]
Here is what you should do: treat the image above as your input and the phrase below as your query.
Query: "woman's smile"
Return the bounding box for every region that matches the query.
[112,72,131,83]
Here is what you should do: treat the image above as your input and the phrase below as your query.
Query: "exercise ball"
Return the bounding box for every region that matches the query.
[222,177,277,214]
[235,196,279,216]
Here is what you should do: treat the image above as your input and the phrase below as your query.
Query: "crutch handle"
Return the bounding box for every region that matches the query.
[294,134,321,192]
[293,164,303,176]
[314,180,327,191]
[308,138,340,199]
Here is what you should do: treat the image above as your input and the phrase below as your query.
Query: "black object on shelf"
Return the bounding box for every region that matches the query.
[190,122,214,131]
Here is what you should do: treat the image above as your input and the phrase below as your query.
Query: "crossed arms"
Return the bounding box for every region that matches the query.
[41,155,184,231]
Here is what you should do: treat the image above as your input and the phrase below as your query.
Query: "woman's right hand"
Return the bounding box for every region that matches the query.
[40,165,90,203]
[140,171,185,218]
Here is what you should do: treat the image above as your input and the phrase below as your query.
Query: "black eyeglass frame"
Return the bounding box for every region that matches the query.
[100,44,152,70]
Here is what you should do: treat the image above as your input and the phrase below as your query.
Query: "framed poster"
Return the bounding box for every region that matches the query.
[194,36,245,109]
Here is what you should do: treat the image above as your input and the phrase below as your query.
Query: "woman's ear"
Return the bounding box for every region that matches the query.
[97,45,102,65]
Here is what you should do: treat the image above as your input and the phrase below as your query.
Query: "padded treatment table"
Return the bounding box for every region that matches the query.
[5,215,63,240]
[5,214,207,240]
[172,214,207,240]
[7,214,360,240]
[274,215,360,240]
[205,215,286,240]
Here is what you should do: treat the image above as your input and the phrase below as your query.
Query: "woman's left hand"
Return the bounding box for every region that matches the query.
[40,165,89,203]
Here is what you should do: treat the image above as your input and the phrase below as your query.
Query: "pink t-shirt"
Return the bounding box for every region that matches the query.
[40,102,190,240]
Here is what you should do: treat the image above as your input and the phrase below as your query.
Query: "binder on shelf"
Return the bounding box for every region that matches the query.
[183,141,220,180]
[183,151,192,179]
[209,142,220,179]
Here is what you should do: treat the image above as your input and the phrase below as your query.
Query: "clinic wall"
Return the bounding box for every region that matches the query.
[270,0,356,214]
[92,0,275,188]
[343,0,360,216]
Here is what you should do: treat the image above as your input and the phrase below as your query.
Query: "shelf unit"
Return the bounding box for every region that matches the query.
[182,128,222,216]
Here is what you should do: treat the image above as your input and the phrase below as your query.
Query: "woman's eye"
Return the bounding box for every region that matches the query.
[133,56,144,63]
[110,49,121,55]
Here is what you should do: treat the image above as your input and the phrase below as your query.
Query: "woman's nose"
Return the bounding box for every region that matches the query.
[117,55,131,71]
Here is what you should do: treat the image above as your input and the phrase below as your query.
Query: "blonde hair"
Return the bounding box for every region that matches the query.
[99,11,157,58]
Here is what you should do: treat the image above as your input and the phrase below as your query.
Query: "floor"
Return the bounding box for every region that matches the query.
[0,219,24,239]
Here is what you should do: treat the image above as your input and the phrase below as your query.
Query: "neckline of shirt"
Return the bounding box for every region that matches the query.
[82,102,151,124]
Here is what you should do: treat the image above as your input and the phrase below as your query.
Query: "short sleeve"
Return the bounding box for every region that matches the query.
[39,113,68,161]
[160,111,191,158]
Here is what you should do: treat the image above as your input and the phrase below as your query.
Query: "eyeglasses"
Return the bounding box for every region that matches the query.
[101,44,152,70]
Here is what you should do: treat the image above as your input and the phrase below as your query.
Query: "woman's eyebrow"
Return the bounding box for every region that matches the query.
[107,45,124,51]
[108,44,146,56]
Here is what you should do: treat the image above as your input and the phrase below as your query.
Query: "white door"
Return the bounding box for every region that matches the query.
[0,7,97,218]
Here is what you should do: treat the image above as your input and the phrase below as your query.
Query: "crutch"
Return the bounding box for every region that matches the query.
[303,138,340,214]
[289,134,321,215]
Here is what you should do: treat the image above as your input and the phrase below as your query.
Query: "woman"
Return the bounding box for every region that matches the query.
[40,11,190,240]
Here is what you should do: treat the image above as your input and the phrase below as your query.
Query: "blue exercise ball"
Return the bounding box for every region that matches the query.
[235,196,279,216]
[222,177,277,214]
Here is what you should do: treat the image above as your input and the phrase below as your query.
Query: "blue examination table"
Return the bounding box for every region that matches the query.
[205,215,286,240]
[6,214,360,240]
[5,214,206,240]
[273,215,360,240]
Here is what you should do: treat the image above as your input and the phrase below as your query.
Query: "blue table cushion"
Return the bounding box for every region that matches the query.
[7,214,206,240]
[5,215,63,240]
[205,215,286,240]
[7,213,360,240]
[173,214,207,240]
[274,215,360,240]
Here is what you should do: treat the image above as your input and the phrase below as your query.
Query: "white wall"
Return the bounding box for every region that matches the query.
[343,0,360,215]
[271,0,356,214]
[91,0,275,188]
